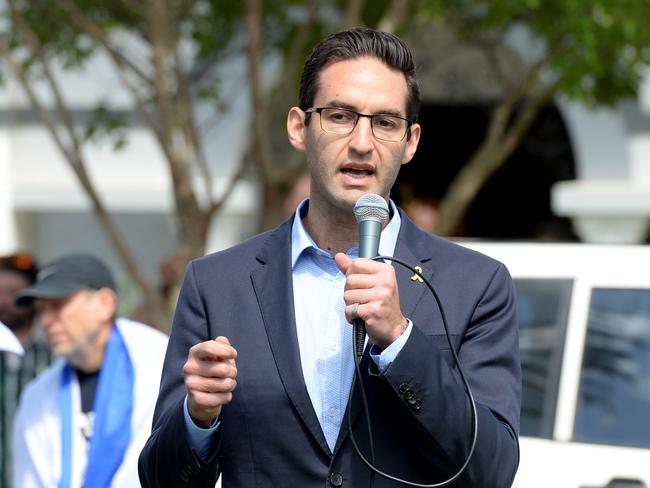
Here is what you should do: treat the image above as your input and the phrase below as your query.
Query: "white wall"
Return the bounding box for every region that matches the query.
[556,99,630,180]
[0,130,17,254]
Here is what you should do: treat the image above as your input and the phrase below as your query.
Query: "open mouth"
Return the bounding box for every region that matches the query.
[341,167,374,177]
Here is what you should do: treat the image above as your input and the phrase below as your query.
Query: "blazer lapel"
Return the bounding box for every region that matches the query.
[250,220,331,456]
[392,212,435,319]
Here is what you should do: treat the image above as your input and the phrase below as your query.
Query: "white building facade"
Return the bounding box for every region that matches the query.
[553,73,650,244]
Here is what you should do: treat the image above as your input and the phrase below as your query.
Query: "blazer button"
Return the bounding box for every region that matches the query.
[329,472,344,486]
[413,399,422,410]
[404,389,415,400]
[180,464,194,483]
[399,383,409,394]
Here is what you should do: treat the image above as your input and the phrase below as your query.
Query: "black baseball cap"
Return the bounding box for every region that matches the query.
[15,253,116,306]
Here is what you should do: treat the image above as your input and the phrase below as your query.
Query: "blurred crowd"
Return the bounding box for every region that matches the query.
[0,251,167,487]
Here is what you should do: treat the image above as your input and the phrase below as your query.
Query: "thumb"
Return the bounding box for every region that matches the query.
[214,336,231,346]
[334,252,352,274]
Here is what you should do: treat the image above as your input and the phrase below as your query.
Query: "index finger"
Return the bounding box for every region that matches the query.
[191,339,237,362]
[347,257,385,274]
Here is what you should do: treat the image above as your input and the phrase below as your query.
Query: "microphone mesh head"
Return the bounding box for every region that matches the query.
[353,194,389,224]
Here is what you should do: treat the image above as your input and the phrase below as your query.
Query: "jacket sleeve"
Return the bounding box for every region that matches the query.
[138,262,222,487]
[381,262,521,487]
[13,394,47,488]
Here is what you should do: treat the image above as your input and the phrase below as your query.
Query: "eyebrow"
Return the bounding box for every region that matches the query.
[324,100,405,118]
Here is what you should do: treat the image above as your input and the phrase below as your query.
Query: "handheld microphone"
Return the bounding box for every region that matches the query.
[352,194,389,358]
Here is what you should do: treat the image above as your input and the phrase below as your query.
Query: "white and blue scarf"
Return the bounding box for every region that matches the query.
[59,326,134,488]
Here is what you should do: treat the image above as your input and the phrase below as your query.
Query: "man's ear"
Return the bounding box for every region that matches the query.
[287,107,307,152]
[401,122,421,166]
[94,288,117,323]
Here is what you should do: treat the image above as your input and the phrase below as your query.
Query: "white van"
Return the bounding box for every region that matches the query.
[461,242,650,488]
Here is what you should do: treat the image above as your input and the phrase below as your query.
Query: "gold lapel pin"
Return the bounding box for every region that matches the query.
[410,266,424,283]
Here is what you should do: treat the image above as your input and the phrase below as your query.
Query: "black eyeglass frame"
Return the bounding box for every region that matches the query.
[304,107,413,142]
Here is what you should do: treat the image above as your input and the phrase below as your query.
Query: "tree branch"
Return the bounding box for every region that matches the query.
[58,0,206,248]
[473,37,514,92]
[484,54,548,144]
[433,78,559,237]
[484,30,568,146]
[244,0,274,183]
[501,81,559,157]
[7,0,82,159]
[208,157,249,220]
[283,0,319,97]
[57,0,167,145]
[145,0,174,143]
[0,44,75,164]
[143,0,200,220]
[110,43,154,85]
[172,33,213,204]
[0,40,159,318]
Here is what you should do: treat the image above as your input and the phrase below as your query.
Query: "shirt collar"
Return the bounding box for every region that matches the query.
[291,198,401,268]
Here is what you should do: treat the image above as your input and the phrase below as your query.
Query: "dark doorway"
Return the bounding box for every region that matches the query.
[393,102,578,241]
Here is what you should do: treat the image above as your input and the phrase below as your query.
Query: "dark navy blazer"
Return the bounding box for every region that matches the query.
[139,210,521,487]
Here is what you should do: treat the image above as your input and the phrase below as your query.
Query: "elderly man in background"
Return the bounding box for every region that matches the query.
[12,253,167,487]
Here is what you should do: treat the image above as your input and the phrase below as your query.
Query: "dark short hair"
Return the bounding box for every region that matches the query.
[299,27,420,124]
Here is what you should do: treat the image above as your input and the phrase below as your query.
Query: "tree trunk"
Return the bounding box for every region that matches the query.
[433,142,506,236]
[433,81,558,236]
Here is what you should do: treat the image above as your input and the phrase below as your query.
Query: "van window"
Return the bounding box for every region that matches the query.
[515,279,572,438]
[574,288,650,448]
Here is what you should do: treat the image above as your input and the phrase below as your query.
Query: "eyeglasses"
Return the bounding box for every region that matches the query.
[305,107,412,142]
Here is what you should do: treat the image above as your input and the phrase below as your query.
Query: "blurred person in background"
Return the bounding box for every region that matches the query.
[12,253,168,487]
[282,170,311,218]
[404,195,439,232]
[130,253,185,334]
[0,253,52,487]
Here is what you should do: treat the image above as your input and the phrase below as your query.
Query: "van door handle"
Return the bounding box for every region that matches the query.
[581,479,646,488]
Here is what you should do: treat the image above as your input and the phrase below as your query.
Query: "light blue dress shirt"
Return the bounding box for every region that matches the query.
[185,199,413,457]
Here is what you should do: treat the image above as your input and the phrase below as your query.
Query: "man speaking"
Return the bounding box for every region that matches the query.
[139,27,521,487]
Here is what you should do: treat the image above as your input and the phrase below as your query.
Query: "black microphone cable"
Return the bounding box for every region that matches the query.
[346,256,478,488]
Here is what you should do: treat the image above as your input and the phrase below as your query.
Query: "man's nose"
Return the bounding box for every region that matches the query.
[37,305,56,327]
[348,116,374,153]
